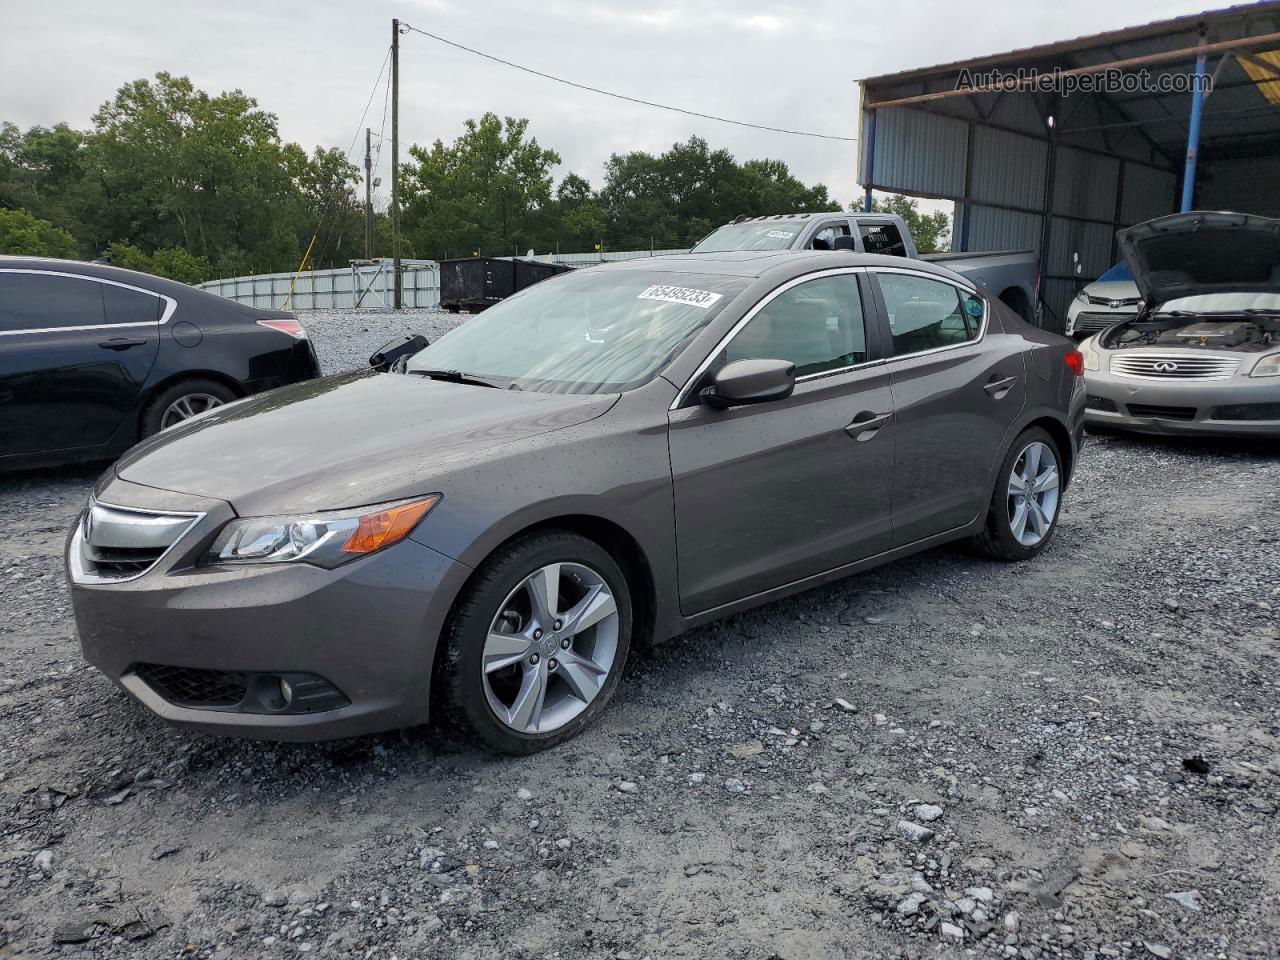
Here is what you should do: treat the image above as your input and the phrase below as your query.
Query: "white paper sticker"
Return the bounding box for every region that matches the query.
[637,284,724,309]
[766,230,795,240]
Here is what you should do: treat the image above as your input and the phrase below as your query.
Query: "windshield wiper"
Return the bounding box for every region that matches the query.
[408,368,501,388]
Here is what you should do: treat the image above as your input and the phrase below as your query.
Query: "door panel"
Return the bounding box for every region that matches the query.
[870,272,1026,545]
[0,272,160,457]
[669,370,895,613]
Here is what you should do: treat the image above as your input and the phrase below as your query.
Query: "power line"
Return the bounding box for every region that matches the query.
[401,23,857,143]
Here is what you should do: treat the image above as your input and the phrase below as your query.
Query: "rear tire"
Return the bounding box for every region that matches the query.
[141,378,237,438]
[972,427,1063,561]
[436,531,632,754]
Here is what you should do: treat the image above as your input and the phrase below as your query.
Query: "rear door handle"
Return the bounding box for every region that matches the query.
[984,375,1018,398]
[98,338,148,351]
[845,411,892,441]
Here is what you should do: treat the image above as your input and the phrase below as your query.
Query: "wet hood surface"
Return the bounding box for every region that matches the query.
[115,371,616,514]
[1119,211,1280,307]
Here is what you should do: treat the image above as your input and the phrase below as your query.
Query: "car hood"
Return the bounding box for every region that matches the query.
[1118,210,1280,307]
[115,371,617,514]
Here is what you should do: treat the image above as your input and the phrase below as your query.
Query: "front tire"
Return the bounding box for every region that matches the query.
[436,531,632,754]
[972,427,1063,561]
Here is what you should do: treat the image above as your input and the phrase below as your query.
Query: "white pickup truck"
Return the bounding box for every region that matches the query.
[692,212,1040,324]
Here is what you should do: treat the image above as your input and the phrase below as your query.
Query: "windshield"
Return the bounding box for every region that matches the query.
[406,268,747,394]
[1097,261,1134,283]
[691,221,805,253]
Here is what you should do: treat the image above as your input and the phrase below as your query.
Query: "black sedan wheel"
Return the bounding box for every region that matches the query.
[141,379,237,438]
[437,531,632,754]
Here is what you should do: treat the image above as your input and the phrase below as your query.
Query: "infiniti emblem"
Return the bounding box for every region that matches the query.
[1153,361,1179,373]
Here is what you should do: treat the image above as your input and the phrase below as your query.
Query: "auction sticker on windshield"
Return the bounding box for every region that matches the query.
[766,230,795,240]
[638,285,724,309]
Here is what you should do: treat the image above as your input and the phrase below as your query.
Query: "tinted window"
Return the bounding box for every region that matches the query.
[877,273,983,356]
[103,282,162,324]
[0,272,105,331]
[810,221,851,250]
[724,273,867,377]
[860,222,908,256]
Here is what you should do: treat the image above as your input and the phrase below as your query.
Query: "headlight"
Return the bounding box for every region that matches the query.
[1074,289,1090,304]
[209,495,440,568]
[1250,353,1280,378]
[1079,336,1101,371]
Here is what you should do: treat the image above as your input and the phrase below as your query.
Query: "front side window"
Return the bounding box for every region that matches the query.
[810,222,851,250]
[407,268,748,394]
[723,273,867,377]
[877,272,984,356]
[0,272,106,331]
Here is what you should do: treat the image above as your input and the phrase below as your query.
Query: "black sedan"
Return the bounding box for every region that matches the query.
[0,257,320,470]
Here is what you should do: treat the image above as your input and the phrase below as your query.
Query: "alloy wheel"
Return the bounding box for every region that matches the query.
[160,393,225,429]
[482,562,620,734]
[1006,440,1060,547]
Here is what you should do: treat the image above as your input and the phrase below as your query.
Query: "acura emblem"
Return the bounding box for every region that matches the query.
[1153,361,1179,372]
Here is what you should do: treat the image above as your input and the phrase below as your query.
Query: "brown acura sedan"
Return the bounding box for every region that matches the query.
[67,251,1085,753]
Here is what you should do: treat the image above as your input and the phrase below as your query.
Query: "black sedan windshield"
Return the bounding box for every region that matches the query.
[407,268,747,393]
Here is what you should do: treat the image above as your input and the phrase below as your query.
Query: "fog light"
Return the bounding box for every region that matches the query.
[279,678,294,707]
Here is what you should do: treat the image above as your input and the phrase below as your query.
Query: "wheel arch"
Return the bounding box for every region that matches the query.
[998,286,1034,325]
[1025,414,1075,485]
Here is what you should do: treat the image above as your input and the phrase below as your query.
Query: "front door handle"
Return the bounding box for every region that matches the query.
[99,337,148,351]
[845,411,892,441]
[984,375,1018,399]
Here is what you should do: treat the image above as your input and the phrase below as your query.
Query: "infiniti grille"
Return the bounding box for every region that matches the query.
[1109,354,1239,381]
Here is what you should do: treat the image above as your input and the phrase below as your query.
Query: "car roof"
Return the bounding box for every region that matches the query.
[598,249,972,285]
[0,255,199,298]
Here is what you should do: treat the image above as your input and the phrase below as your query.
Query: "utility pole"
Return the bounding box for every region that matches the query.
[391,18,402,308]
[364,127,374,260]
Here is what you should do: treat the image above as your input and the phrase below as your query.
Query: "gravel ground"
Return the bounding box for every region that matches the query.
[2,310,1279,959]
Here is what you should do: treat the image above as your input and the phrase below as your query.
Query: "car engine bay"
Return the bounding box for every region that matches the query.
[1103,313,1280,352]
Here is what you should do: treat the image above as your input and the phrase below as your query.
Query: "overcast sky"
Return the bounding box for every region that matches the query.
[4,0,1215,210]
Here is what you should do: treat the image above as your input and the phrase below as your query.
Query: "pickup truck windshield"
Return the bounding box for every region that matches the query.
[692,221,807,252]
[406,269,747,394]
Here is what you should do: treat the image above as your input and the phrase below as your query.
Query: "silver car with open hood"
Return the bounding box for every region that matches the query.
[1081,210,1280,437]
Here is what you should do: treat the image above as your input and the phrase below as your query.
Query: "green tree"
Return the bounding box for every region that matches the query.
[104,241,213,284]
[862,193,952,253]
[86,72,313,272]
[402,113,560,258]
[0,207,78,257]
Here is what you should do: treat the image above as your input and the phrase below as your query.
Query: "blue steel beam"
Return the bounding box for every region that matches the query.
[1180,51,1208,212]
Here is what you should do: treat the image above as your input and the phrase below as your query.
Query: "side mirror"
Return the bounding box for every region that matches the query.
[369,334,428,372]
[701,358,796,409]
[832,235,856,251]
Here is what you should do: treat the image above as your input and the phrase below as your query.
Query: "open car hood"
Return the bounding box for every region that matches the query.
[1117,211,1280,308]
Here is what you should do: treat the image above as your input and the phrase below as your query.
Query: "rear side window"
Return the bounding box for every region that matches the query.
[103,282,162,324]
[860,222,908,257]
[0,272,105,331]
[876,272,984,356]
[724,273,867,377]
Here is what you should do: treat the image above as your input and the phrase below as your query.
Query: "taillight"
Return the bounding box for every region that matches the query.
[256,318,307,340]
[1064,348,1085,376]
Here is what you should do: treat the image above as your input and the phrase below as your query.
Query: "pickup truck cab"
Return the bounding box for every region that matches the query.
[692,212,1040,324]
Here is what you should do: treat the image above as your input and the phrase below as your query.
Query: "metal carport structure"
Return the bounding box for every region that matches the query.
[857,1,1280,331]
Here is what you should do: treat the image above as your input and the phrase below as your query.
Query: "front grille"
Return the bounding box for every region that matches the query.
[136,664,249,708]
[1086,395,1118,412]
[1085,294,1141,308]
[1212,402,1280,421]
[72,499,203,583]
[1126,403,1197,421]
[1110,353,1240,381]
[1073,311,1135,334]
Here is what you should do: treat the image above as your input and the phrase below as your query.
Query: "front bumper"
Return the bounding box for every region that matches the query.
[67,477,471,741]
[1084,367,1280,437]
